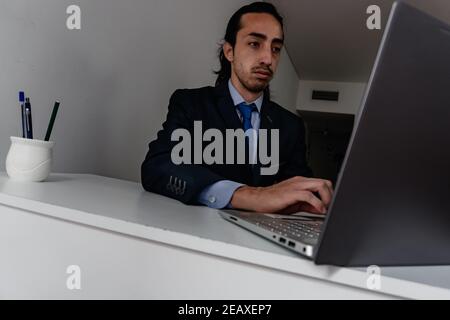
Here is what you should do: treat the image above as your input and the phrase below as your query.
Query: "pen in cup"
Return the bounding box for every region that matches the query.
[24,97,33,139]
[18,91,26,138]
[44,101,60,141]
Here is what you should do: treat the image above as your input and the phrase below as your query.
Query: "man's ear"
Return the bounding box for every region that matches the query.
[223,42,234,63]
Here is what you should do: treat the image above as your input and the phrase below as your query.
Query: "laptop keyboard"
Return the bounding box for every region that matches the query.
[248,217,322,242]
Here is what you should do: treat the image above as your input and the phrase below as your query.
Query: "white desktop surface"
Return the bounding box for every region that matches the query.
[0,172,449,299]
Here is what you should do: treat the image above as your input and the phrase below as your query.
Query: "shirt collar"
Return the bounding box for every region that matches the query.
[228,79,263,112]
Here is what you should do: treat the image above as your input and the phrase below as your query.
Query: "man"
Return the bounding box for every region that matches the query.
[141,2,333,214]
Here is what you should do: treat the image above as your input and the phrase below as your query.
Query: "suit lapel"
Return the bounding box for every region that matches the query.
[259,94,277,130]
[214,82,242,130]
[252,94,279,185]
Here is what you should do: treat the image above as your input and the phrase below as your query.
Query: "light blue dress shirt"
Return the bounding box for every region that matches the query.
[197,79,264,209]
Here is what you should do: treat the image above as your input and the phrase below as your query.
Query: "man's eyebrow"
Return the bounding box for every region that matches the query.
[247,32,284,45]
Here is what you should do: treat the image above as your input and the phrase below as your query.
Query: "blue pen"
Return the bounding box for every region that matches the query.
[19,91,26,138]
[25,97,33,139]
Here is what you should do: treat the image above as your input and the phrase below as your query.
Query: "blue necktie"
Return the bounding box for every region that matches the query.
[236,102,257,131]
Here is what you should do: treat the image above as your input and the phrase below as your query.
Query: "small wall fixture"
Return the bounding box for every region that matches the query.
[312,90,339,101]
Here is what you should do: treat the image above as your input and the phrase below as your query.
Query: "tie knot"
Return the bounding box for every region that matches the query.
[236,102,257,120]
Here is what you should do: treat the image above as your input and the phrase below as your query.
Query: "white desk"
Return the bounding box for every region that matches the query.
[0,172,449,299]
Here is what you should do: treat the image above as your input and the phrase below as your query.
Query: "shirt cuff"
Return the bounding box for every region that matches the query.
[197,180,244,209]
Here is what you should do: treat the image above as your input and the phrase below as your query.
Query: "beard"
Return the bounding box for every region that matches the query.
[235,65,273,93]
[237,73,269,93]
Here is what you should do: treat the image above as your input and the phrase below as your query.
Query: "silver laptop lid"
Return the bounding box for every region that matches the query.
[315,1,450,266]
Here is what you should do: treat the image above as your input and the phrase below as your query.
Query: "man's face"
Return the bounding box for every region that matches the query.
[224,12,284,93]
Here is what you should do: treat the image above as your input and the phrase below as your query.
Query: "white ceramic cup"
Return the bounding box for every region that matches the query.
[5,136,55,182]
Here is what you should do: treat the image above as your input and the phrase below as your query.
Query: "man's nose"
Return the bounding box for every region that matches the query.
[259,45,273,66]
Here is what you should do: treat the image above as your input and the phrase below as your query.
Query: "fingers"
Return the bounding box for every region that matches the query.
[297,202,325,215]
[304,177,333,193]
[263,176,334,214]
[276,193,326,215]
[290,176,333,191]
[291,178,333,207]
[291,190,326,214]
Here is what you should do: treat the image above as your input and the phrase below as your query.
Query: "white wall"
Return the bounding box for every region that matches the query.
[296,80,367,115]
[0,0,300,182]
[270,50,299,112]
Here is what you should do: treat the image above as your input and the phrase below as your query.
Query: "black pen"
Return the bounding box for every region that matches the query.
[19,91,26,138]
[44,101,60,141]
[25,97,33,139]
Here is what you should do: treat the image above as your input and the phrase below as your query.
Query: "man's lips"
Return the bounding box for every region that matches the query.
[254,70,272,78]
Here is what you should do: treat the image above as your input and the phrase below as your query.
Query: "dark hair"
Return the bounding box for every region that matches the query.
[214,2,284,87]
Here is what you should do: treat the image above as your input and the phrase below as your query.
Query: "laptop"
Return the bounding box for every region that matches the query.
[220,1,450,267]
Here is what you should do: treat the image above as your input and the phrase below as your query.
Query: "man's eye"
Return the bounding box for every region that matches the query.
[273,47,282,53]
[249,42,259,48]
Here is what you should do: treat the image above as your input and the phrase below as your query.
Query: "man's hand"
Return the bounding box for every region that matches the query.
[230,176,334,214]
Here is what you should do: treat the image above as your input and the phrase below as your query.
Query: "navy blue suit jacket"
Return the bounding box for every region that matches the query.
[141,81,312,204]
